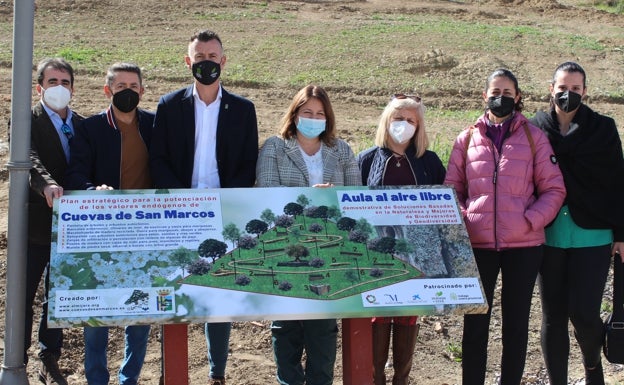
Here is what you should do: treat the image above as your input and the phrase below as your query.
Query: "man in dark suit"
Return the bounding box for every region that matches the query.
[150,30,258,385]
[27,57,84,385]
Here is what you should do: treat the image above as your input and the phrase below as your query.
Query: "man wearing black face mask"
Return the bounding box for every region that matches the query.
[150,30,258,385]
[65,62,153,385]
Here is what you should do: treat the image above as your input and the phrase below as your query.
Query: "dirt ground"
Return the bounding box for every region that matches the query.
[0,0,624,384]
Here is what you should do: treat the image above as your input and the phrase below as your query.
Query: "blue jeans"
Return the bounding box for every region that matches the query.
[271,319,338,385]
[84,325,150,385]
[205,322,231,379]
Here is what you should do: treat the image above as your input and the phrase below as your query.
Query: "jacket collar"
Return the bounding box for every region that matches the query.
[475,111,528,134]
[283,137,340,185]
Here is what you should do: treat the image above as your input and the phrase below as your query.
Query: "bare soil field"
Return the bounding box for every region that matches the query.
[0,0,623,384]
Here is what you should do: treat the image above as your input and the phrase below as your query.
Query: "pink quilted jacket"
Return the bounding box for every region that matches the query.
[444,113,566,250]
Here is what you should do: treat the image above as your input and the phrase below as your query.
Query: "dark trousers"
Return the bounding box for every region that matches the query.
[372,322,419,385]
[538,244,611,385]
[204,321,231,379]
[462,246,542,385]
[271,319,338,385]
[25,242,63,362]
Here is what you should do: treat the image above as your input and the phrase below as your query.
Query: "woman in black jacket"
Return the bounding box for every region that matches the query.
[531,61,624,385]
[357,94,445,385]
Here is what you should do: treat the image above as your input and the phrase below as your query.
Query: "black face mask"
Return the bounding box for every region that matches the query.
[192,60,221,85]
[487,95,516,118]
[554,91,582,113]
[112,88,140,113]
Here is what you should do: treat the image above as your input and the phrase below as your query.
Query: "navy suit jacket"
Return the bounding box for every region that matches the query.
[65,108,155,190]
[150,85,258,189]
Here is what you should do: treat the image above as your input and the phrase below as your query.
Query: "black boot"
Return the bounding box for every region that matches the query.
[584,361,605,385]
[38,352,68,385]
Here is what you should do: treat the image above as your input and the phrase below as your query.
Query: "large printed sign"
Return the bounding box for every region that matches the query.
[49,186,487,327]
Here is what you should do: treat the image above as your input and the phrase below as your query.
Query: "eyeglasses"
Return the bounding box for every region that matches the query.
[393,93,422,103]
[60,123,73,141]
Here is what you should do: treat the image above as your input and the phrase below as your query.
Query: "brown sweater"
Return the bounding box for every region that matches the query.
[118,116,152,189]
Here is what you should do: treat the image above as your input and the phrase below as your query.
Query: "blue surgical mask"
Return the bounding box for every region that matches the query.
[296,117,326,139]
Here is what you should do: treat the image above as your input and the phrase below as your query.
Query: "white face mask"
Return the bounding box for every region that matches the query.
[388,120,416,144]
[43,85,71,111]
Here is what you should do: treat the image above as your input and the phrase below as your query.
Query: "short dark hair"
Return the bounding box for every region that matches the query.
[36,57,74,86]
[552,61,586,88]
[190,30,223,47]
[106,62,142,88]
[485,68,524,112]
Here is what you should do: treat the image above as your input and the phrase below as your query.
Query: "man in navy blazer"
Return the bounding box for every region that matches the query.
[150,30,258,385]
[66,62,154,385]
[150,32,258,190]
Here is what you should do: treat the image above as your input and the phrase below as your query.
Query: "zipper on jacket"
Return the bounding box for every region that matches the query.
[382,155,392,180]
[405,157,418,185]
[492,149,501,250]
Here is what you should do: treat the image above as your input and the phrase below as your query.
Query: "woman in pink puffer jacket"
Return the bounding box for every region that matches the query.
[444,68,565,385]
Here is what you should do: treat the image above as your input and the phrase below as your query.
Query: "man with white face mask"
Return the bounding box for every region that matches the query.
[26,57,83,385]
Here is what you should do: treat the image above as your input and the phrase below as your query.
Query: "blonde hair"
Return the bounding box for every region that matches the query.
[375,97,429,158]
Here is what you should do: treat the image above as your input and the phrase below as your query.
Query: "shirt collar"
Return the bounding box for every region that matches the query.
[42,102,73,125]
[486,112,515,129]
[192,83,222,107]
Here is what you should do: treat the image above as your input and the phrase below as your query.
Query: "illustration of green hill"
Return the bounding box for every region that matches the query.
[182,210,423,300]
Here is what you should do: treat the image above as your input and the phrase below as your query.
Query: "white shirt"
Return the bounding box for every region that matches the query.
[191,85,222,189]
[299,144,324,186]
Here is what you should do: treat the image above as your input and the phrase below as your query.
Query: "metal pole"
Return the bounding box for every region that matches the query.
[0,0,35,384]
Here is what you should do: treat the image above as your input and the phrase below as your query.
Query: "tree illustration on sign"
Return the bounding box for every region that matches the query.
[327,205,342,222]
[296,194,310,209]
[260,209,276,228]
[238,234,258,250]
[222,223,241,248]
[275,214,295,229]
[198,238,227,263]
[394,238,414,257]
[245,219,268,238]
[337,217,357,231]
[170,246,197,276]
[285,244,310,263]
[368,237,396,255]
[284,202,303,217]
